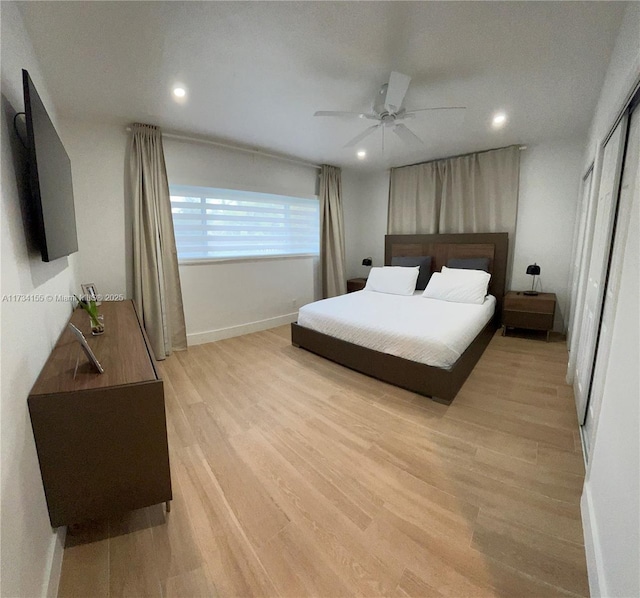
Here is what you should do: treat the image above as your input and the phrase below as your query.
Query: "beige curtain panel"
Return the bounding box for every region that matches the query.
[438,146,520,240]
[388,145,520,279]
[387,161,441,234]
[130,123,187,359]
[319,164,347,298]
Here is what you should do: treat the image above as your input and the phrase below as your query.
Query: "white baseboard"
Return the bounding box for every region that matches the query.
[187,312,298,345]
[581,486,606,598]
[45,526,66,597]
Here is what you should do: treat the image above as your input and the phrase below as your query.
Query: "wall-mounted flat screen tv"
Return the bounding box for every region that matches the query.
[22,69,78,262]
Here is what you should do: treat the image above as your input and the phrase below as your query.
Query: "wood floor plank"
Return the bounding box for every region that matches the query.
[161,567,219,598]
[108,509,162,598]
[471,509,589,596]
[471,447,583,504]
[231,427,405,596]
[364,510,497,598]
[444,402,575,450]
[162,375,198,448]
[161,353,202,406]
[270,423,386,519]
[265,426,376,530]
[368,509,584,598]
[538,442,586,476]
[146,464,203,580]
[175,445,279,597]
[395,568,446,598]
[454,387,580,431]
[58,325,588,598]
[185,402,290,549]
[258,523,353,597]
[573,430,583,453]
[408,414,539,463]
[445,467,584,544]
[58,522,109,598]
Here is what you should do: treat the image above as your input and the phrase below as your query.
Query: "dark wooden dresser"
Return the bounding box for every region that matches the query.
[28,300,172,527]
[502,291,557,341]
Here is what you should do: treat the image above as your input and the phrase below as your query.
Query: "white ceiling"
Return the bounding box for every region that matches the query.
[17,1,626,170]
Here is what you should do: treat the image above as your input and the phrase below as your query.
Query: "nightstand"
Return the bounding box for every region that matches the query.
[347,277,367,293]
[502,291,556,341]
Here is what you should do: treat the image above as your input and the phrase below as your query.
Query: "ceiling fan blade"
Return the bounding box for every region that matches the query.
[314,111,377,120]
[404,106,467,116]
[343,124,380,148]
[385,71,411,111]
[393,124,423,146]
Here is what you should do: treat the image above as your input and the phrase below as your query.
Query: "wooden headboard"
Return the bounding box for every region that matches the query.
[385,233,509,318]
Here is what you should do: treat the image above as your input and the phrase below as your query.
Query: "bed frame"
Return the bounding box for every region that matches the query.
[291,233,509,404]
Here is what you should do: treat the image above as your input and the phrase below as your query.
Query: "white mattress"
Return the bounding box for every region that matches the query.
[297,290,496,369]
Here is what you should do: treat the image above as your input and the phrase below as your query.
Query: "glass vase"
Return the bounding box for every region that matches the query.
[90,314,105,336]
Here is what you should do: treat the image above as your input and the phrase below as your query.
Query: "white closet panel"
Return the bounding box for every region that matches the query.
[583,107,639,452]
[566,167,594,371]
[574,117,627,424]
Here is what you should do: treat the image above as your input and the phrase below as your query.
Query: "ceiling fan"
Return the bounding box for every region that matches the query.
[314,71,466,148]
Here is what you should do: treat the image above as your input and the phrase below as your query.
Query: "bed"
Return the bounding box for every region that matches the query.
[291,233,508,404]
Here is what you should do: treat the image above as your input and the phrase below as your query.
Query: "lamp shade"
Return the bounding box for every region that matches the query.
[526,263,540,276]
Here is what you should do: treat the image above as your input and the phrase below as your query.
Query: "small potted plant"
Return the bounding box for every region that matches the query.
[74,295,104,335]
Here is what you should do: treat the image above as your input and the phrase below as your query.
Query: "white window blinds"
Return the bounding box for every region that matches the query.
[170,186,320,261]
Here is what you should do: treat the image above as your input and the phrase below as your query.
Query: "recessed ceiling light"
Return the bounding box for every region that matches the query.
[492,112,507,128]
[357,150,367,159]
[173,86,186,98]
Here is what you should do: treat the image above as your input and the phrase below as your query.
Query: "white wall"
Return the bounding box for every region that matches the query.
[163,138,321,344]
[0,4,78,596]
[576,4,640,597]
[59,119,130,297]
[511,139,584,331]
[178,257,316,344]
[342,168,389,279]
[583,3,640,172]
[342,142,584,333]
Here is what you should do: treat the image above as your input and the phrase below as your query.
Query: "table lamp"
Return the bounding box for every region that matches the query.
[524,263,540,296]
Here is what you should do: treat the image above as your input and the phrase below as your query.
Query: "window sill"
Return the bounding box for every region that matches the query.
[178,253,319,266]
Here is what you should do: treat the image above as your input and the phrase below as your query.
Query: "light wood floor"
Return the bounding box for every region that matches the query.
[58,326,588,598]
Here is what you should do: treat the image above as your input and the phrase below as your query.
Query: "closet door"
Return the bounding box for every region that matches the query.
[583,106,639,452]
[573,117,627,423]
[566,167,594,360]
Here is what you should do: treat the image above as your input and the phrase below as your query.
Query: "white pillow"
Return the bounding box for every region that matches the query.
[422,271,490,304]
[442,265,492,284]
[364,266,419,296]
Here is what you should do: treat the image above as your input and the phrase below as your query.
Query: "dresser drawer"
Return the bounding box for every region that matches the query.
[503,309,554,331]
[504,294,556,314]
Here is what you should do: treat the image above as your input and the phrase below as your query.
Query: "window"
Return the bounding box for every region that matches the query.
[170,186,320,261]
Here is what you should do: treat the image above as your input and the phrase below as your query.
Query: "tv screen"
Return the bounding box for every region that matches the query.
[22,69,78,262]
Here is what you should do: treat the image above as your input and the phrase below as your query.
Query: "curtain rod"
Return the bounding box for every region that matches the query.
[398,144,527,170]
[125,126,321,171]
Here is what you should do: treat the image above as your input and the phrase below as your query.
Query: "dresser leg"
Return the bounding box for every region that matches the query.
[546,331,550,342]
[165,500,171,513]
[501,325,506,337]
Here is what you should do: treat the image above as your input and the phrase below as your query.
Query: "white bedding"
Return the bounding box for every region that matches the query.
[297,291,496,369]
